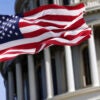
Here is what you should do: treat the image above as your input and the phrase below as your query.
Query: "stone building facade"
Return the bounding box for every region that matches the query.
[1,0,100,100]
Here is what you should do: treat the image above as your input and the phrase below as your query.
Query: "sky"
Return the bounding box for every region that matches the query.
[0,0,15,100]
[0,0,15,15]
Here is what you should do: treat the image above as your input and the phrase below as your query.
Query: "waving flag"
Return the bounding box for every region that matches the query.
[0,3,91,62]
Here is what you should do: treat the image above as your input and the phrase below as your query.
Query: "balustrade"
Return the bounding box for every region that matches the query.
[80,0,100,8]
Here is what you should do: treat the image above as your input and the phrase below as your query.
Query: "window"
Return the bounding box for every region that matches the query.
[50,46,67,95]
[63,0,69,5]
[82,46,92,86]
[49,58,57,95]
[34,52,47,100]
[37,63,47,100]
[48,0,53,4]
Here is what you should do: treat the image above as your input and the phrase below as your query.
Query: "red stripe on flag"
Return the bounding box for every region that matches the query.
[24,3,85,16]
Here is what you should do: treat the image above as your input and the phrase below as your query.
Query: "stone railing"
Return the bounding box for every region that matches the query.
[80,0,100,8]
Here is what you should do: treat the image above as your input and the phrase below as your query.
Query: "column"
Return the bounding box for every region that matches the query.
[74,0,80,3]
[8,70,14,100]
[15,60,24,100]
[69,0,74,4]
[69,0,80,4]
[27,55,37,100]
[64,46,75,92]
[53,0,63,8]
[44,48,54,99]
[54,0,61,5]
[88,26,100,87]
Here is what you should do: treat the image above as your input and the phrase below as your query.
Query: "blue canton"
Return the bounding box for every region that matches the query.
[0,15,23,44]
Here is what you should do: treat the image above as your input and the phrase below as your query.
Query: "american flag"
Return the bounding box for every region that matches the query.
[0,3,91,62]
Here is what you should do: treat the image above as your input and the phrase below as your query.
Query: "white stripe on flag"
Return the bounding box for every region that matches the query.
[24,8,85,19]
